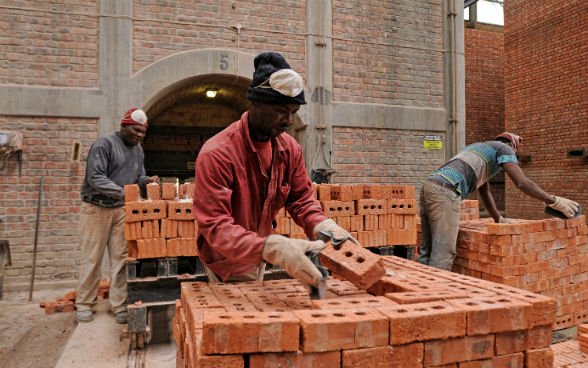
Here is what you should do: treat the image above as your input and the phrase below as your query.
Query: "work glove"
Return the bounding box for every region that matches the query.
[262,235,325,287]
[498,216,517,223]
[547,196,579,219]
[312,218,350,242]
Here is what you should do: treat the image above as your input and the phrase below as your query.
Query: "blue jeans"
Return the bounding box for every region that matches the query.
[418,180,461,271]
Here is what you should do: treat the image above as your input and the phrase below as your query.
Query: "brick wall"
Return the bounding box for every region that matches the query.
[504,0,588,219]
[0,1,99,87]
[0,116,97,287]
[464,27,505,211]
[133,0,306,74]
[332,0,444,106]
[464,28,504,145]
[332,127,446,195]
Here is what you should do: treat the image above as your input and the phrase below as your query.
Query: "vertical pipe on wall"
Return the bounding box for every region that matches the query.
[448,0,458,157]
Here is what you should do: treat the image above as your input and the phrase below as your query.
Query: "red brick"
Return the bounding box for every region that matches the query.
[388,199,417,214]
[459,352,524,368]
[350,215,364,232]
[146,183,161,200]
[317,184,332,201]
[495,323,552,356]
[341,343,424,368]
[249,351,340,368]
[167,200,195,220]
[448,297,532,334]
[161,182,176,200]
[424,335,494,366]
[356,199,387,215]
[124,184,140,202]
[125,200,166,222]
[321,200,355,217]
[384,290,468,304]
[311,295,397,310]
[524,347,554,368]
[318,238,386,290]
[201,311,299,354]
[377,301,466,345]
[295,308,389,352]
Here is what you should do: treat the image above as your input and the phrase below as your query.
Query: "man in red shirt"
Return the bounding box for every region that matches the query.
[193,52,346,288]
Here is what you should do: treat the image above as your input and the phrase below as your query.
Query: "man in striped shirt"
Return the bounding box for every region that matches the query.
[418,132,579,271]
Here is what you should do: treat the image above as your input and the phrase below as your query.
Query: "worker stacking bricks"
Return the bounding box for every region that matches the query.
[275,184,417,248]
[173,253,558,368]
[123,183,198,259]
[454,216,588,331]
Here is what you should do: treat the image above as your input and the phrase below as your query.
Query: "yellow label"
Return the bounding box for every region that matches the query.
[187,161,195,170]
[424,140,442,150]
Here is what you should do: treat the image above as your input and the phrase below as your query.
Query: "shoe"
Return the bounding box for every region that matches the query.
[114,310,128,324]
[77,310,94,323]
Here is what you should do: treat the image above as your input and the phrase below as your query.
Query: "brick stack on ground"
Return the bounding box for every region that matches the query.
[455,216,588,330]
[173,250,558,368]
[551,339,588,368]
[275,184,418,248]
[123,183,198,259]
[578,324,588,355]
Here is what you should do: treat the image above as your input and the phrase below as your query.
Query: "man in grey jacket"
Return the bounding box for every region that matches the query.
[76,108,159,323]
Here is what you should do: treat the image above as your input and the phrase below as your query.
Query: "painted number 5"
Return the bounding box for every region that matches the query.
[219,54,229,70]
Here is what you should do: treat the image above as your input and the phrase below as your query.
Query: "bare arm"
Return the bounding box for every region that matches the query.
[478,182,501,223]
[502,162,555,204]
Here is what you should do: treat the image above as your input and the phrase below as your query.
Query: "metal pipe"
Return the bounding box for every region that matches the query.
[28,176,43,301]
[449,0,458,156]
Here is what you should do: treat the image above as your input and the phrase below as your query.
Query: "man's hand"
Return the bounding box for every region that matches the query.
[262,235,325,287]
[313,218,350,242]
[498,216,517,223]
[146,176,160,184]
[547,196,579,219]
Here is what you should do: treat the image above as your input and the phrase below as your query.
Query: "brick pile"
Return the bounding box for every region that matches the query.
[173,252,558,368]
[455,216,588,330]
[579,324,588,355]
[275,184,417,247]
[552,339,588,368]
[123,183,198,259]
[40,290,76,314]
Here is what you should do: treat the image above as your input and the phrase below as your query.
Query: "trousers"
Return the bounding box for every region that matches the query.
[76,202,127,313]
[204,263,266,283]
[418,180,462,271]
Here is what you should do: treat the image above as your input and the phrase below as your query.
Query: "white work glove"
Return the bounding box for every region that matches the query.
[547,196,579,219]
[262,235,325,287]
[498,216,517,223]
[312,218,350,242]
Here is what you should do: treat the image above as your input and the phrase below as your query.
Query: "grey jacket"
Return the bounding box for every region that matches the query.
[80,132,149,207]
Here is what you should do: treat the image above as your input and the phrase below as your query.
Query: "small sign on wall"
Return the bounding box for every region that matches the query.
[187,161,195,170]
[423,135,442,150]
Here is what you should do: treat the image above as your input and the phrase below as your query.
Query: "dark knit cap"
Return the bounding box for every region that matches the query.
[247,52,306,105]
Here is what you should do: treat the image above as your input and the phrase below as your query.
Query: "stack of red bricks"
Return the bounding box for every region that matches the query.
[579,324,588,354]
[460,199,480,221]
[552,339,588,367]
[173,250,558,368]
[123,182,198,259]
[275,184,417,247]
[455,216,588,330]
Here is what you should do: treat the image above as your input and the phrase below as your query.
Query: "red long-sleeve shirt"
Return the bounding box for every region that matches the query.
[193,112,327,280]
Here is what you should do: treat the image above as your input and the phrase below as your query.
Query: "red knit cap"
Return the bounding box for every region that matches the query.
[121,108,148,127]
[495,132,521,151]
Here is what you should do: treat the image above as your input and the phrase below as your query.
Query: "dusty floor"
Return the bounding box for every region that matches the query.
[0,288,76,368]
[0,288,175,368]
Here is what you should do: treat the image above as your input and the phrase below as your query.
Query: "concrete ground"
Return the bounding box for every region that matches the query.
[0,288,176,368]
